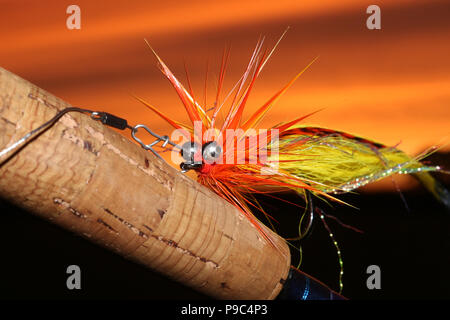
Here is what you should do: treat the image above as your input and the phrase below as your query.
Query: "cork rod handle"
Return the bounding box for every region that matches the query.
[0,67,290,299]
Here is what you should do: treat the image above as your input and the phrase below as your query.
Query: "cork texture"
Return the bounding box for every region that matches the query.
[0,67,290,299]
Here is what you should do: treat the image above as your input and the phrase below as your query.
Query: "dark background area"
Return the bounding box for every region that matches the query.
[0,153,449,300]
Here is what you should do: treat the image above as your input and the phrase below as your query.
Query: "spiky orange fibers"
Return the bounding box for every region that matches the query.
[137,34,329,250]
[137,35,443,254]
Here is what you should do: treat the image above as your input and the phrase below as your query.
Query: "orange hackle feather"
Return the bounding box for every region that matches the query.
[136,35,322,252]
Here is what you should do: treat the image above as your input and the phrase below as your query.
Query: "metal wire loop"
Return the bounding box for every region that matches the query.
[131,124,181,160]
[90,112,102,121]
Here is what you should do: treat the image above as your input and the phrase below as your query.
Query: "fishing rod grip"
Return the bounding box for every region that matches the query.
[0,67,291,299]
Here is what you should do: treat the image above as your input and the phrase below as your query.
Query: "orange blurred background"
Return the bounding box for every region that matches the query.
[1,0,449,190]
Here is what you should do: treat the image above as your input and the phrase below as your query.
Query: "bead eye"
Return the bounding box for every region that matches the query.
[202,141,222,164]
[180,141,201,163]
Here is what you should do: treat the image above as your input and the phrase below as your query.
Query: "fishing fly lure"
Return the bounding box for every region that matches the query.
[135,33,449,295]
